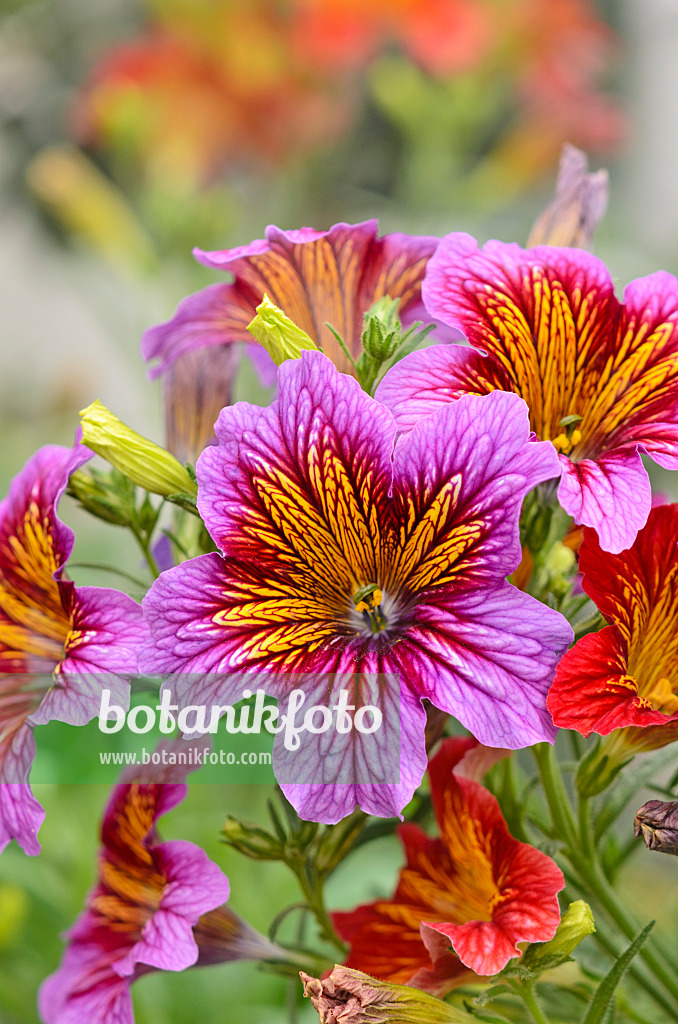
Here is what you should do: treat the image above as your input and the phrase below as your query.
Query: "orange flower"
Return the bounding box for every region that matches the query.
[333,738,563,993]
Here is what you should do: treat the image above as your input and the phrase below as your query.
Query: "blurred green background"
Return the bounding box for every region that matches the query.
[2,0,678,1021]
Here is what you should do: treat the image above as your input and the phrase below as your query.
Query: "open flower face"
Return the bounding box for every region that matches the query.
[377,236,678,553]
[0,442,146,856]
[333,738,564,992]
[548,503,678,751]
[141,220,445,382]
[141,352,572,822]
[39,744,279,1024]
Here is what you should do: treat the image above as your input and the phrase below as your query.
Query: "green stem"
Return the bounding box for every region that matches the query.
[568,852,678,1009]
[578,794,595,863]
[532,743,577,845]
[561,866,678,1020]
[290,860,346,955]
[509,980,549,1024]
[533,744,678,1016]
[68,561,148,589]
[131,526,160,579]
[560,867,677,1019]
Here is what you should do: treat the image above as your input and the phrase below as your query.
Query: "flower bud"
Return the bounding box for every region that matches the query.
[527,143,608,250]
[79,400,197,498]
[521,901,595,973]
[301,966,474,1023]
[221,816,284,861]
[67,468,132,527]
[247,295,317,365]
[634,800,678,855]
[362,296,401,362]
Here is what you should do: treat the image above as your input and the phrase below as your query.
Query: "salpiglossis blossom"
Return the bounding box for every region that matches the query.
[39,745,282,1024]
[548,503,678,752]
[141,219,447,383]
[333,737,564,990]
[141,351,572,823]
[377,237,678,553]
[0,441,146,856]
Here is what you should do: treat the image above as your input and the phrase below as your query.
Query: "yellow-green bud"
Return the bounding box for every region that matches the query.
[521,901,595,973]
[247,294,318,365]
[544,541,576,576]
[301,967,475,1023]
[79,400,197,498]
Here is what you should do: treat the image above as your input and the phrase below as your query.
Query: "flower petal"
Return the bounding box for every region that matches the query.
[0,720,43,855]
[277,672,427,823]
[30,586,146,727]
[556,449,651,553]
[198,349,395,583]
[38,941,135,1024]
[421,234,617,443]
[375,342,501,433]
[391,389,561,583]
[395,583,569,748]
[548,504,678,735]
[144,221,442,380]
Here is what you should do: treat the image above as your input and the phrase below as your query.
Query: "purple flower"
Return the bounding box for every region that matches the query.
[38,743,283,1024]
[141,220,448,385]
[376,235,678,553]
[0,442,146,856]
[141,352,572,823]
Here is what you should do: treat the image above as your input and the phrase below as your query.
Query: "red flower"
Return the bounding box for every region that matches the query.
[548,503,678,752]
[333,738,563,993]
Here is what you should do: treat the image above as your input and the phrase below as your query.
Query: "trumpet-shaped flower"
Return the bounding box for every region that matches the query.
[0,442,146,856]
[333,738,564,990]
[547,503,678,751]
[141,220,446,382]
[39,744,283,1024]
[141,352,572,823]
[377,237,678,552]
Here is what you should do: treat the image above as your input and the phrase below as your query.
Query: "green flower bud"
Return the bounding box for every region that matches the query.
[521,901,595,974]
[247,295,317,364]
[301,966,475,1023]
[67,469,132,526]
[362,296,401,362]
[544,541,576,576]
[79,401,197,498]
[221,816,284,861]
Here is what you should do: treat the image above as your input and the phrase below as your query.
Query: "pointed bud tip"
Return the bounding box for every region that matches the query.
[79,400,197,498]
[247,294,317,365]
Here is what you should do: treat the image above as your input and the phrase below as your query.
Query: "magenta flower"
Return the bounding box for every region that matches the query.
[141,352,572,823]
[141,219,447,383]
[0,441,146,856]
[39,744,283,1024]
[376,235,678,552]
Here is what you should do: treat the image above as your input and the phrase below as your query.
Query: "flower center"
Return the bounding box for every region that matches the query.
[353,583,387,634]
[551,414,583,456]
[646,677,678,715]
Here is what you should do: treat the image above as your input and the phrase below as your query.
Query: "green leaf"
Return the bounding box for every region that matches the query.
[582,922,654,1024]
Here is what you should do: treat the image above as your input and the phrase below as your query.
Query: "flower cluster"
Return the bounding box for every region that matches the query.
[6,158,678,1023]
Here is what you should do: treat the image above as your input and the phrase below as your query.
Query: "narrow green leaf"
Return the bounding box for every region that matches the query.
[582,922,654,1024]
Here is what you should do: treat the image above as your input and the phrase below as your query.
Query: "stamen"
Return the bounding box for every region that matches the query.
[646,677,678,715]
[353,583,386,634]
[552,417,583,456]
